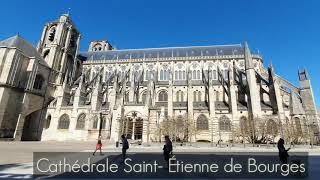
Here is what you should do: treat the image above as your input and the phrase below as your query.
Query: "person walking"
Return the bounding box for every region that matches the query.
[163,135,173,168]
[277,138,290,164]
[93,135,103,156]
[121,134,129,162]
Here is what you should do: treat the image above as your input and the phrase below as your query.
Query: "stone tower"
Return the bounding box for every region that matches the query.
[37,14,81,84]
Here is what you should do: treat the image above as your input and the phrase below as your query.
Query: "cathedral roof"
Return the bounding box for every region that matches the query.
[79,44,245,61]
[0,35,42,59]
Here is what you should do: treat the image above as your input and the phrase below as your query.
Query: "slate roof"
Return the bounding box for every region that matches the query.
[79,44,244,61]
[0,35,42,60]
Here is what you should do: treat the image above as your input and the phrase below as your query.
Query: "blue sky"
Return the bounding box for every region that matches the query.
[0,0,319,108]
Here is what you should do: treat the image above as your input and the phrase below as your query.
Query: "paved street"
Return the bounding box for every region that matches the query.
[0,141,320,179]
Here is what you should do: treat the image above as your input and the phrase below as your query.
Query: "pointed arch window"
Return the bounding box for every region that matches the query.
[101,116,106,129]
[198,91,201,101]
[141,91,147,104]
[197,114,208,130]
[216,91,219,101]
[197,70,201,79]
[58,114,70,129]
[176,90,184,102]
[76,113,86,129]
[33,74,45,90]
[44,115,51,129]
[219,115,231,131]
[92,116,99,129]
[124,92,130,103]
[48,27,56,42]
[158,90,168,102]
[43,50,50,62]
[160,70,164,80]
[180,91,184,102]
[164,70,168,80]
[266,119,278,136]
[213,69,217,80]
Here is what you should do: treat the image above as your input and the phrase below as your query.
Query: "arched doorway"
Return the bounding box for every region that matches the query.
[122,112,144,140]
[21,110,43,141]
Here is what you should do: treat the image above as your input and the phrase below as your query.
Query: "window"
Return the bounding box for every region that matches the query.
[76,113,86,129]
[240,116,249,134]
[145,70,152,80]
[158,91,168,101]
[33,75,44,90]
[101,117,106,129]
[192,70,196,79]
[266,119,278,136]
[58,114,70,129]
[294,117,303,135]
[164,70,168,80]
[197,114,208,130]
[213,70,217,80]
[141,91,147,104]
[43,50,50,61]
[125,92,129,103]
[193,91,202,102]
[44,115,51,129]
[216,91,219,101]
[48,27,56,42]
[176,91,184,102]
[219,115,231,131]
[92,116,98,129]
[160,70,169,81]
[223,69,229,80]
[197,70,201,79]
[160,70,164,80]
[93,43,102,51]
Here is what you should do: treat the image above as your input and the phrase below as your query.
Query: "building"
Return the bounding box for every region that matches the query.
[0,14,319,144]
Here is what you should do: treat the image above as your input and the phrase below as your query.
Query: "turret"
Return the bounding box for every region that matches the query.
[89,40,113,52]
[37,14,82,84]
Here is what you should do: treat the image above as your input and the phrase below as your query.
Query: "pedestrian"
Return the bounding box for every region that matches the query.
[93,135,103,156]
[277,138,290,164]
[121,134,129,162]
[163,135,172,168]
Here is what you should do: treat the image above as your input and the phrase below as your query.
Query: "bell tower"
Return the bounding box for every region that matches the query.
[37,14,81,85]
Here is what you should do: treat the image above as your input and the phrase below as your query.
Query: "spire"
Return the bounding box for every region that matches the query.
[244,42,254,70]
[304,68,310,80]
[268,62,275,82]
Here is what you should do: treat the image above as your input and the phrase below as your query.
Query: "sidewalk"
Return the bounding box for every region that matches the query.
[0,141,319,179]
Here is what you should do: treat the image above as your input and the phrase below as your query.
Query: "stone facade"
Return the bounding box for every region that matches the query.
[1,14,319,144]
